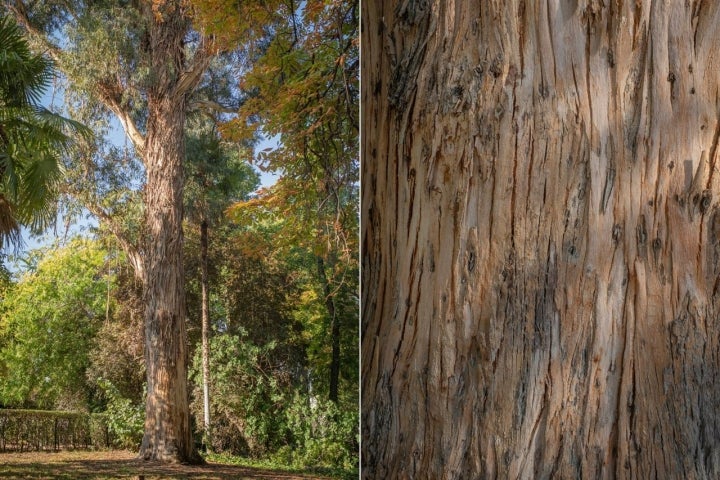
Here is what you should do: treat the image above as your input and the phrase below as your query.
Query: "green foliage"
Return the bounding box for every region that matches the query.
[203,451,306,475]
[219,0,359,409]
[95,379,143,450]
[287,249,358,400]
[277,393,358,475]
[185,220,307,366]
[183,115,259,236]
[62,3,148,113]
[0,15,51,107]
[197,392,358,478]
[86,251,145,406]
[190,331,289,456]
[0,238,109,410]
[0,13,90,244]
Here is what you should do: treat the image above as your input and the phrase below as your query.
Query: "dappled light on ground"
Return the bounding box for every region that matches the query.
[0,450,331,479]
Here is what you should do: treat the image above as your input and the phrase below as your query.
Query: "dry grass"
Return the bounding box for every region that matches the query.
[0,450,332,479]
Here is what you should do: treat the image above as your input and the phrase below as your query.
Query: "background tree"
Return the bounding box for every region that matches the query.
[183,113,258,442]
[0,239,109,410]
[363,1,720,478]
[216,0,359,405]
[86,243,145,406]
[187,227,303,456]
[185,222,358,471]
[6,0,214,462]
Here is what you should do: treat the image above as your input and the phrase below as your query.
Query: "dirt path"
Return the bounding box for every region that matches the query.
[0,450,334,479]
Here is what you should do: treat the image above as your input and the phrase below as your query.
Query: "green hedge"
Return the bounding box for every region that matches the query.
[0,409,112,452]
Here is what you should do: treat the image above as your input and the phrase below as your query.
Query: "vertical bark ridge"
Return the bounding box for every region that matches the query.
[364,1,720,478]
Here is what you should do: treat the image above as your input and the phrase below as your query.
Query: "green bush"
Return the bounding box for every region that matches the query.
[96,379,144,449]
[190,332,358,475]
[0,239,109,411]
[279,393,358,473]
[190,333,290,456]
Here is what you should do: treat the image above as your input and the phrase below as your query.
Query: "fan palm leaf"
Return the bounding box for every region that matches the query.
[0,13,91,248]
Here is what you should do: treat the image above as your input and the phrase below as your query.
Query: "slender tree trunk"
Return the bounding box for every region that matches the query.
[138,2,200,464]
[200,218,211,436]
[363,1,720,478]
[317,256,340,403]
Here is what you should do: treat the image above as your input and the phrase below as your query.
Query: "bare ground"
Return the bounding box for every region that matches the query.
[0,450,333,479]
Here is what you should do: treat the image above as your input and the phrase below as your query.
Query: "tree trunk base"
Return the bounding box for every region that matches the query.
[138,445,205,465]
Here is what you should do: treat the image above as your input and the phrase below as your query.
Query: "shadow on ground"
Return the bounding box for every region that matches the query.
[0,450,330,479]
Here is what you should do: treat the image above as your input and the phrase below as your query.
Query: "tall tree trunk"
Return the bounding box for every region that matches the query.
[363,1,720,478]
[200,218,211,436]
[138,2,201,463]
[8,0,209,464]
[318,256,340,403]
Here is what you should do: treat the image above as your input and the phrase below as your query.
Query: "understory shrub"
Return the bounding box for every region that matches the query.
[276,393,358,472]
[96,379,144,449]
[190,333,288,457]
[190,332,358,473]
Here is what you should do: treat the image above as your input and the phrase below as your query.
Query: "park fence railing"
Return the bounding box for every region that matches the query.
[0,409,112,452]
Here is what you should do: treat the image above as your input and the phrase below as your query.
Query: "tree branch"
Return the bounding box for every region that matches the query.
[84,202,145,282]
[112,105,146,155]
[11,1,147,154]
[7,2,63,63]
[173,37,213,99]
[97,80,147,154]
[188,99,237,115]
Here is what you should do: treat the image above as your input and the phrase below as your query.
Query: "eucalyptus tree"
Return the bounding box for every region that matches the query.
[5,0,216,462]
[0,14,87,248]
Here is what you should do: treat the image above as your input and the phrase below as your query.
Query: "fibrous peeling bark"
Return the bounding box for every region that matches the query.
[363,1,720,478]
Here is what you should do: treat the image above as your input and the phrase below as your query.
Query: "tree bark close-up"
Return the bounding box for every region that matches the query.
[362,1,720,478]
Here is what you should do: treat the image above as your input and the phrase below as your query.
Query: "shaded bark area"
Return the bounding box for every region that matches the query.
[362,1,720,478]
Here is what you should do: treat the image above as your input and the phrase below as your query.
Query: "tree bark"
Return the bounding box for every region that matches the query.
[139,92,198,463]
[137,1,201,464]
[200,218,211,436]
[362,1,720,478]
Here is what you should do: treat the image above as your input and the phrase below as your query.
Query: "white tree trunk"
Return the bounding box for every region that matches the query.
[201,219,211,434]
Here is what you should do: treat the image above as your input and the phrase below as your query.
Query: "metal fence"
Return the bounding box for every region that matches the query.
[0,409,112,452]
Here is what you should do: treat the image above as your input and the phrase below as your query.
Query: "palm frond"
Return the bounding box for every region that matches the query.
[0,13,90,247]
[0,193,22,250]
[0,15,53,109]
